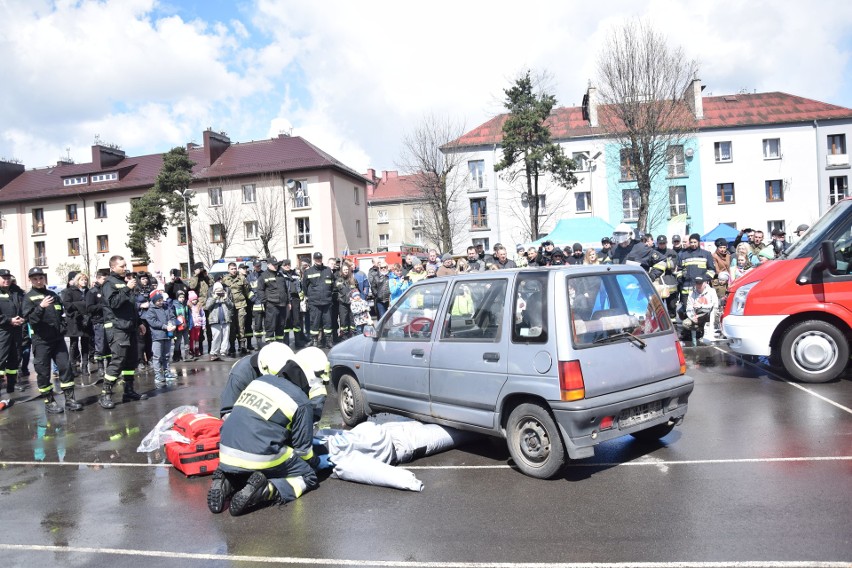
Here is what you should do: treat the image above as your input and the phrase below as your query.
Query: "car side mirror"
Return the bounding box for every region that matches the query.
[816,240,838,275]
[363,325,378,339]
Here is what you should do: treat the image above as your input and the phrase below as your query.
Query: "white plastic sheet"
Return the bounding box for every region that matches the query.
[136,405,198,453]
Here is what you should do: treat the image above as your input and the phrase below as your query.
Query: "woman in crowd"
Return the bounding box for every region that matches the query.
[64,272,91,375]
[335,261,358,340]
[584,248,601,265]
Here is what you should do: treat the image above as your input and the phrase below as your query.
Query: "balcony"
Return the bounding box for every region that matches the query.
[471,215,489,231]
[34,256,47,267]
[827,154,849,168]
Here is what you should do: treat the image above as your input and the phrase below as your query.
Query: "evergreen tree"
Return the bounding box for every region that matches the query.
[495,71,577,240]
[127,147,196,263]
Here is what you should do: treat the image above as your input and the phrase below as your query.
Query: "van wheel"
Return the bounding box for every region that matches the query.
[780,320,849,383]
[338,374,367,426]
[506,403,565,479]
[630,423,675,442]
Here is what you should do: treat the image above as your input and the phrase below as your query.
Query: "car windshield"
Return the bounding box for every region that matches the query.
[783,199,851,259]
[568,272,671,347]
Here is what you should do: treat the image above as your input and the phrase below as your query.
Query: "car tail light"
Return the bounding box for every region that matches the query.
[675,340,687,375]
[600,416,614,430]
[559,360,585,401]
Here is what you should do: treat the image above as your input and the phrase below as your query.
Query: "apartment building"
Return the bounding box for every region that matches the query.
[365,169,437,253]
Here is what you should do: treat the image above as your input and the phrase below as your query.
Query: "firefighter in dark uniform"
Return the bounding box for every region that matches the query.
[256,257,287,344]
[248,259,265,350]
[21,267,81,413]
[86,268,112,379]
[208,357,320,516]
[302,251,335,348]
[99,255,148,409]
[675,233,716,324]
[0,268,26,393]
[280,259,304,347]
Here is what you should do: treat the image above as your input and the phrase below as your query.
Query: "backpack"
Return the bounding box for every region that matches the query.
[165,413,223,477]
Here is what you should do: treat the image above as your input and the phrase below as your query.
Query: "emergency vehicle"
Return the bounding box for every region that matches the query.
[722,198,852,383]
[343,245,428,274]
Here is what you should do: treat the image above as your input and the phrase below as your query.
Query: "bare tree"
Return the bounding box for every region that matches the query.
[249,183,286,258]
[398,113,469,253]
[502,183,573,244]
[196,193,243,262]
[596,19,699,233]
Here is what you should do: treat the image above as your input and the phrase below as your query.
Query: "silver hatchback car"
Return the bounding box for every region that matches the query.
[328,265,694,479]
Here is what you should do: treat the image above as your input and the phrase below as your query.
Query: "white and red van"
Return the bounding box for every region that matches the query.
[722,198,852,383]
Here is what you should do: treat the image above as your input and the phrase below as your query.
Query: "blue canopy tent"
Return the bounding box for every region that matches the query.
[701,223,739,244]
[522,217,615,250]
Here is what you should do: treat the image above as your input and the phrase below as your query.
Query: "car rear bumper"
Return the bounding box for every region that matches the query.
[722,314,786,356]
[550,375,694,459]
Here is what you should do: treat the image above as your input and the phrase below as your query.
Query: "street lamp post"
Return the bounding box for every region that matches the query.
[176,188,195,270]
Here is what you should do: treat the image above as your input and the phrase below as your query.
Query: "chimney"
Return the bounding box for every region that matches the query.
[382,170,398,182]
[187,142,199,151]
[583,84,599,128]
[0,160,25,190]
[203,129,231,166]
[684,78,704,120]
[91,145,126,170]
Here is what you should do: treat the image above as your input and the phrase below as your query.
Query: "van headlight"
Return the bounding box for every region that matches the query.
[729,281,759,316]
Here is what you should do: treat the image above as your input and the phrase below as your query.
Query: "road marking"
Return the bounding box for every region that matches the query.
[712,346,852,415]
[0,456,850,470]
[0,544,848,568]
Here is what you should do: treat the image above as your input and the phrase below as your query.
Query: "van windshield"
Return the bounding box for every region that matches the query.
[568,273,671,347]
[783,199,852,259]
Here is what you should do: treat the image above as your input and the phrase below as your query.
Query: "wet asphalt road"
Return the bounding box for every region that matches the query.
[0,346,850,568]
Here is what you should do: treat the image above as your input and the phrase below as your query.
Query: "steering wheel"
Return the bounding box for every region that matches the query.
[407,317,434,338]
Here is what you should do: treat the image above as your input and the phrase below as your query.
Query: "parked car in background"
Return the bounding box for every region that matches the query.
[328,265,694,479]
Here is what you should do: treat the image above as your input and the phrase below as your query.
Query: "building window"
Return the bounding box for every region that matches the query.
[827,134,846,155]
[717,183,735,204]
[763,138,781,159]
[356,219,361,238]
[177,226,187,245]
[32,208,45,234]
[63,176,87,187]
[377,210,389,224]
[210,224,224,243]
[34,241,46,266]
[669,185,687,216]
[765,179,784,202]
[354,187,360,205]
[179,263,189,278]
[622,189,640,221]
[0,245,4,262]
[378,233,389,249]
[245,221,258,240]
[242,184,256,204]
[829,176,849,206]
[714,141,732,163]
[575,191,591,213]
[768,220,785,235]
[412,208,424,228]
[95,201,107,218]
[292,181,309,208]
[667,145,686,177]
[468,160,485,189]
[66,204,78,222]
[68,238,80,256]
[91,172,118,183]
[470,198,488,229]
[96,235,108,253]
[209,187,223,207]
[573,152,589,171]
[620,148,636,181]
[296,217,311,245]
[413,230,423,245]
[537,194,547,215]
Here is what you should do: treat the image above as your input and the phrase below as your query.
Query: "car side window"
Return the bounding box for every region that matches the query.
[442,279,507,341]
[832,219,852,275]
[379,281,446,341]
[512,272,548,343]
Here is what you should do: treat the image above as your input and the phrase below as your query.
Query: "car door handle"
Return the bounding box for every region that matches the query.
[411,348,425,357]
[483,352,500,362]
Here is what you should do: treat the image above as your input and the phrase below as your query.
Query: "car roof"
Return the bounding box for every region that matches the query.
[408,264,645,286]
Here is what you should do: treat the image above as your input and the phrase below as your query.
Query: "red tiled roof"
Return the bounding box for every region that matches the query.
[0,135,366,205]
[365,171,425,203]
[451,92,852,147]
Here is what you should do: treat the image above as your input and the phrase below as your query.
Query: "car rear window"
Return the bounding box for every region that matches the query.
[568,272,671,347]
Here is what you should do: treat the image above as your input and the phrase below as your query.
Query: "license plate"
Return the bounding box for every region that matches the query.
[619,400,663,428]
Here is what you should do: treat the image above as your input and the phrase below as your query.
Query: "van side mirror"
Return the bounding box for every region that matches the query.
[363,325,378,339]
[816,240,838,275]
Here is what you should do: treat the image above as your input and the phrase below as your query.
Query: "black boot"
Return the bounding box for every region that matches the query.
[322,335,332,349]
[44,391,64,414]
[122,380,148,402]
[99,382,115,409]
[63,387,84,411]
[207,469,236,514]
[5,375,15,394]
[229,472,279,516]
[281,335,290,348]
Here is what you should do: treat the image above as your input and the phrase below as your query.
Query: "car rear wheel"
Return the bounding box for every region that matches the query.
[629,422,675,442]
[780,320,849,383]
[506,403,565,479]
[338,374,367,426]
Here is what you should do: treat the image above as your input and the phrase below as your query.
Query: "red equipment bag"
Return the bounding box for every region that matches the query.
[172,413,223,440]
[165,437,220,477]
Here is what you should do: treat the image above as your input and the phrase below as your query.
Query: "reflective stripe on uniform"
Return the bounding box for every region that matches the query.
[104,374,119,384]
[299,447,315,462]
[4,369,17,375]
[309,385,327,399]
[285,476,307,498]
[219,443,293,470]
[234,380,299,420]
[104,322,113,328]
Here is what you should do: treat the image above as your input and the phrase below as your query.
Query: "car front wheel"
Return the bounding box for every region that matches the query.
[506,403,565,479]
[338,373,367,426]
[780,320,849,383]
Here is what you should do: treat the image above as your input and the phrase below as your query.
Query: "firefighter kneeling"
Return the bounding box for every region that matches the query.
[208,348,324,516]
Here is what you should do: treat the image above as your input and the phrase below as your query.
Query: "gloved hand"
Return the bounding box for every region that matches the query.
[317,454,333,470]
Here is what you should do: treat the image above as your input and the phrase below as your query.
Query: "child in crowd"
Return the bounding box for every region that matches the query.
[188,290,206,359]
[350,289,372,334]
[171,290,190,362]
[142,291,178,385]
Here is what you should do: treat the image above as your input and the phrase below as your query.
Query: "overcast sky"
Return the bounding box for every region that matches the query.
[2,0,851,175]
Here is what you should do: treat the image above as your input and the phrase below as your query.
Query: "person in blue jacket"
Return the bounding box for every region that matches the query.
[142,291,177,386]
